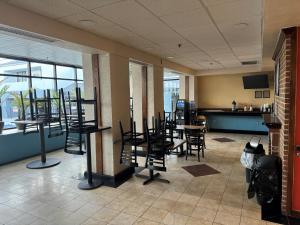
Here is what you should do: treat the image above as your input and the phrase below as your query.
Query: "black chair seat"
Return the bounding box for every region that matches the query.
[125,138,146,146]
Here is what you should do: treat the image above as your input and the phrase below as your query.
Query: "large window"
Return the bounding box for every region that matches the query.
[0,56,83,129]
[164,78,179,113]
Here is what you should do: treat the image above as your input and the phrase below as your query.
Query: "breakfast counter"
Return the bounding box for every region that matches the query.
[198,108,270,134]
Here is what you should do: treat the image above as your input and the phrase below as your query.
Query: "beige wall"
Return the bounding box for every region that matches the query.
[197,72,274,108]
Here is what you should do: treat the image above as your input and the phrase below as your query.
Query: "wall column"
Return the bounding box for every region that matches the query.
[189,76,198,107]
[179,75,189,100]
[82,53,99,173]
[130,63,143,132]
[99,53,131,176]
[147,64,163,124]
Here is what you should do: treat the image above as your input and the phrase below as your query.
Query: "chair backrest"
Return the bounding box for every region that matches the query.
[61,87,98,133]
[185,128,203,144]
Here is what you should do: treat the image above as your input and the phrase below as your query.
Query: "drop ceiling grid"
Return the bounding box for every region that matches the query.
[5,0,263,71]
[134,0,226,69]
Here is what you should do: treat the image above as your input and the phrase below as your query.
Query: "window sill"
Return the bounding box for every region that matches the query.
[0,128,23,136]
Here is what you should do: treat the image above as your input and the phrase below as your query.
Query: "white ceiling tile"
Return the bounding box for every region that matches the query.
[160,8,211,31]
[8,0,85,19]
[68,0,125,10]
[92,0,153,23]
[217,17,262,48]
[183,26,228,51]
[136,0,202,17]
[5,0,264,72]
[206,0,262,23]
[58,10,115,29]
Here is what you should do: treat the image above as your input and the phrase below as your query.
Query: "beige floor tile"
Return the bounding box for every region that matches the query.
[242,207,261,220]
[162,212,189,225]
[106,198,130,211]
[172,202,195,216]
[197,198,220,211]
[213,211,240,225]
[178,193,200,206]
[92,207,120,222]
[142,206,169,223]
[108,212,138,225]
[240,216,267,225]
[0,133,270,225]
[186,217,213,225]
[81,218,107,225]
[217,203,242,216]
[122,202,150,217]
[191,207,217,222]
[160,191,182,201]
[153,198,177,211]
[134,218,162,225]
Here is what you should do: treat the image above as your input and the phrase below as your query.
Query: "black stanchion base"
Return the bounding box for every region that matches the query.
[78,178,103,190]
[26,158,61,169]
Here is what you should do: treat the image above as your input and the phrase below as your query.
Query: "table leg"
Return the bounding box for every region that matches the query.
[177,130,186,157]
[78,133,103,190]
[26,122,61,169]
[39,123,46,163]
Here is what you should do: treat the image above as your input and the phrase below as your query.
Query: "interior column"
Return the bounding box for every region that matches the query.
[147,64,164,124]
[130,63,144,132]
[99,53,131,176]
[189,76,198,107]
[179,75,189,100]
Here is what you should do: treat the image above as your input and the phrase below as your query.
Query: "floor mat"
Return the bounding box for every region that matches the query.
[182,164,220,177]
[212,137,235,142]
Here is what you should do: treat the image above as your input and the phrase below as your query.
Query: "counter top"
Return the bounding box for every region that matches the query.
[197,108,271,116]
[262,114,282,129]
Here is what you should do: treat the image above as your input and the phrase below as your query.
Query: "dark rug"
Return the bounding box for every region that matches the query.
[182,164,220,177]
[213,137,235,142]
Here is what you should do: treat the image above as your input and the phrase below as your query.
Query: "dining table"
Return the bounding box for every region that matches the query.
[173,124,206,156]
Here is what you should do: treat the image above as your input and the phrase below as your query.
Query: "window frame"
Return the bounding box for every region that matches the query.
[0,55,83,130]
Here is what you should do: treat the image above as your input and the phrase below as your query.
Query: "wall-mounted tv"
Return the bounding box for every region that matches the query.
[242,74,269,89]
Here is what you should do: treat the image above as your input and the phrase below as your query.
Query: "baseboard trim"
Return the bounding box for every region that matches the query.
[209,128,268,135]
[90,166,135,188]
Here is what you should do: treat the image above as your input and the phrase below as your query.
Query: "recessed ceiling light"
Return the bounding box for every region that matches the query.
[79,20,96,27]
[167,56,174,59]
[234,22,249,29]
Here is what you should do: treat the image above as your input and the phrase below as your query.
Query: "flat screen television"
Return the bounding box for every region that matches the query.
[242,74,269,89]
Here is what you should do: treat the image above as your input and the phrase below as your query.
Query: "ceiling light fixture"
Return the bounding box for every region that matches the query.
[79,20,96,27]
[234,22,249,29]
[167,56,174,59]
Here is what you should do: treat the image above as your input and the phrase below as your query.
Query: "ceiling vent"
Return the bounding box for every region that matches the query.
[241,60,258,66]
[0,24,58,43]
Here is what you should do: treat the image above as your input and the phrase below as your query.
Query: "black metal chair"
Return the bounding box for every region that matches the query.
[119,119,146,167]
[142,119,170,185]
[185,128,205,162]
[20,89,64,137]
[192,114,207,149]
[61,88,88,155]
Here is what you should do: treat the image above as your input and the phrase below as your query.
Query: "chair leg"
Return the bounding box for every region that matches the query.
[202,145,205,158]
[186,146,188,160]
[198,145,200,162]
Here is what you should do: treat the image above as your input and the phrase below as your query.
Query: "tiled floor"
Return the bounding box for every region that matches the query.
[0,132,280,225]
